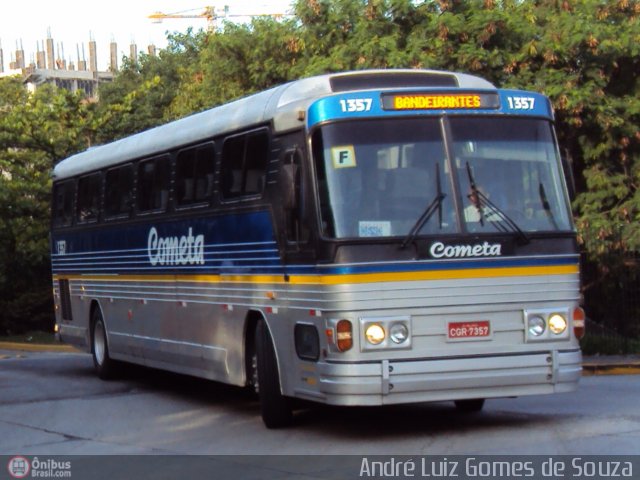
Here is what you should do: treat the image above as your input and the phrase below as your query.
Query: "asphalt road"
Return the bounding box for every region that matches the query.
[1,349,639,456]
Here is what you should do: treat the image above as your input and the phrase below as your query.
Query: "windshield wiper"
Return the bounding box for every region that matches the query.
[465,162,530,244]
[466,161,485,226]
[539,182,559,230]
[400,163,446,250]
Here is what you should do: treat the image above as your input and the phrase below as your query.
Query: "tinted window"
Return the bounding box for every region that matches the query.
[76,173,101,223]
[314,117,572,240]
[282,149,310,244]
[221,130,269,199]
[52,181,75,228]
[450,117,572,233]
[137,155,171,212]
[330,72,456,91]
[176,143,215,206]
[105,164,134,218]
[313,118,453,238]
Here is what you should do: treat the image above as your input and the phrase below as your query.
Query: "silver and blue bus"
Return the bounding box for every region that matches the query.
[51,69,585,428]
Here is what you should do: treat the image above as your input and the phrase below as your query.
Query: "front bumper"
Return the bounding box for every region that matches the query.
[315,349,582,406]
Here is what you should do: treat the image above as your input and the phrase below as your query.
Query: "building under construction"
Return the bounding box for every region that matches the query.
[0,35,156,100]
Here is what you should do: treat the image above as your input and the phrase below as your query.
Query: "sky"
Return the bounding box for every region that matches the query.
[0,0,294,72]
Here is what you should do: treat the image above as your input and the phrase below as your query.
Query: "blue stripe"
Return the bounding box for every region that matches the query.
[51,211,282,275]
[51,210,577,277]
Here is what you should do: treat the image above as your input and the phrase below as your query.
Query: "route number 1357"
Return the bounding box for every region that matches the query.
[507,96,535,110]
[339,98,373,113]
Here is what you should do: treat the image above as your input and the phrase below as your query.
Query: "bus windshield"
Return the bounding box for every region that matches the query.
[313,117,572,239]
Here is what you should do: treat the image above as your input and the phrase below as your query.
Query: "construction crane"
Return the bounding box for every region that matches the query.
[148,5,286,31]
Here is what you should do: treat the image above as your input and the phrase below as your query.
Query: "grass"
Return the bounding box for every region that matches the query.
[580,334,640,356]
[0,331,58,344]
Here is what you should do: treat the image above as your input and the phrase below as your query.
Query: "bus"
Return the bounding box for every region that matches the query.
[51,69,585,428]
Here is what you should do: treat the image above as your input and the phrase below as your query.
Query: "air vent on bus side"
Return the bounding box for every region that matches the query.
[329,72,458,92]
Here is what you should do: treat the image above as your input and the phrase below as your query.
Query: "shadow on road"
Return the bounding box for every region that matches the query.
[99,360,552,437]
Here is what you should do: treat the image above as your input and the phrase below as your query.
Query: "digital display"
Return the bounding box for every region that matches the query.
[382,92,500,111]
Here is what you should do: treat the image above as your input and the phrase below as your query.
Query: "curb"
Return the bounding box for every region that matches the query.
[581,363,640,376]
[0,341,78,353]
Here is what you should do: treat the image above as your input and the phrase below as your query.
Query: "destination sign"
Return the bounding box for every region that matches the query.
[382,92,500,111]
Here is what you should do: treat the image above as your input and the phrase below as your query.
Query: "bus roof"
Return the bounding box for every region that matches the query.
[52,69,496,180]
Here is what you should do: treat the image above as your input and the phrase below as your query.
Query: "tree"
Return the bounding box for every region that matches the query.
[95,30,204,141]
[168,19,301,117]
[293,0,421,73]
[0,79,93,334]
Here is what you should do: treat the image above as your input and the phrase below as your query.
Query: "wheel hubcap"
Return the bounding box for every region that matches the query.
[94,321,105,365]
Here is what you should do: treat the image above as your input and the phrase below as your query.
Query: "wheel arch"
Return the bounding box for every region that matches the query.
[244,309,265,387]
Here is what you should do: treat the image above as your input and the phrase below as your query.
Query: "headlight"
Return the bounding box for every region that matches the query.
[389,323,409,344]
[528,315,546,337]
[365,324,386,345]
[359,316,411,351]
[525,308,572,342]
[548,314,567,335]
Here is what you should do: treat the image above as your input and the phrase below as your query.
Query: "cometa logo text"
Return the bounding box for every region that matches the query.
[148,227,205,266]
[430,241,502,259]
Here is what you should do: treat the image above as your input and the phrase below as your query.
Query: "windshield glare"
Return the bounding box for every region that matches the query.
[313,117,572,239]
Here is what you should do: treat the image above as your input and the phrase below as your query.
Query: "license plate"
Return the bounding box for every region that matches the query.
[447,320,491,341]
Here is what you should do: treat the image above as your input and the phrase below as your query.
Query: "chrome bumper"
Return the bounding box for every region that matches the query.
[316,350,582,406]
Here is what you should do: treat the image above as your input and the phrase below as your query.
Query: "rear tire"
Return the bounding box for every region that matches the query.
[255,319,293,428]
[454,398,485,413]
[91,307,118,380]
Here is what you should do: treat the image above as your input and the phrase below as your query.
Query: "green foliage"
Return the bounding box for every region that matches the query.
[580,334,640,356]
[95,30,204,140]
[0,78,94,334]
[168,20,301,116]
[500,1,640,262]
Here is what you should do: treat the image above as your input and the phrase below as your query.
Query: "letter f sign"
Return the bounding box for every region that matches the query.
[331,146,356,169]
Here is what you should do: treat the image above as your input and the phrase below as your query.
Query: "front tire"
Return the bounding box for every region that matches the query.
[91,308,117,380]
[255,319,293,428]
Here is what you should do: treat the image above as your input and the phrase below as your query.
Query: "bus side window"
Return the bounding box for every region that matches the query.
[76,173,101,223]
[176,143,215,207]
[244,133,268,195]
[311,129,335,237]
[137,155,171,213]
[53,181,75,227]
[105,164,133,218]
[221,129,269,199]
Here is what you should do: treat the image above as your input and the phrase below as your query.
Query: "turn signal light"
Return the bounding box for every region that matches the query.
[573,307,586,339]
[336,319,353,352]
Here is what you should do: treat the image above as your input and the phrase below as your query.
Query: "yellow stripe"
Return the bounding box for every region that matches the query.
[288,264,578,285]
[53,264,578,285]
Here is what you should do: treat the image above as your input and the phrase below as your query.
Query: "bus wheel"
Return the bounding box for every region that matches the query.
[454,399,485,413]
[255,319,293,428]
[91,308,117,380]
